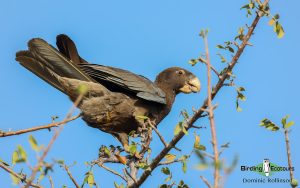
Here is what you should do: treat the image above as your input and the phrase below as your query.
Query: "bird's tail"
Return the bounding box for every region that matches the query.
[15,37,95,95]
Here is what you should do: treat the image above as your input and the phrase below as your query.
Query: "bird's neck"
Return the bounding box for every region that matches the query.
[154,81,176,123]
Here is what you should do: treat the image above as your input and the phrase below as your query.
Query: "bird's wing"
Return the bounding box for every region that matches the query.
[78,64,167,104]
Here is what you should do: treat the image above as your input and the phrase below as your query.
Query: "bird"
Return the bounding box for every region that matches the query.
[15,34,201,149]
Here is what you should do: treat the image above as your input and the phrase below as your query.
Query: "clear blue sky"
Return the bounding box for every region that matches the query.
[0,0,299,187]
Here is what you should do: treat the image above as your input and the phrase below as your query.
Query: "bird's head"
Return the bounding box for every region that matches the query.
[155,67,201,94]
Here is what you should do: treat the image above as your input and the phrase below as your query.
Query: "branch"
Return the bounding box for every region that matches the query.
[0,114,81,137]
[25,94,85,188]
[203,32,219,188]
[0,162,41,188]
[48,176,54,188]
[147,119,168,148]
[200,176,212,188]
[96,162,127,182]
[284,129,295,186]
[158,158,185,166]
[63,165,80,188]
[129,5,266,187]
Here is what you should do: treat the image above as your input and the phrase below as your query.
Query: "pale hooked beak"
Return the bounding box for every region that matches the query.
[179,77,201,93]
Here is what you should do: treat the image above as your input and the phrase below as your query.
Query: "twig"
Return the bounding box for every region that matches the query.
[0,114,81,137]
[200,176,212,188]
[25,94,84,188]
[158,158,185,166]
[284,129,295,186]
[201,60,220,78]
[63,165,80,188]
[48,176,54,188]
[97,162,127,181]
[147,120,168,147]
[0,162,41,188]
[128,4,266,187]
[203,32,220,188]
[125,168,137,184]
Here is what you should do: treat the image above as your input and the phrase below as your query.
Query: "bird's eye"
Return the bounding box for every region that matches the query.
[177,70,184,75]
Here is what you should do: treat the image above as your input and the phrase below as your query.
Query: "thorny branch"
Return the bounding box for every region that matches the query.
[128,1,269,187]
[0,114,81,137]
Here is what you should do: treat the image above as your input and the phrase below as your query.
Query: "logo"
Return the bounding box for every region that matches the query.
[240,158,295,184]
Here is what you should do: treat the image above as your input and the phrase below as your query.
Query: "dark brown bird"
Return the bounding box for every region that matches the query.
[15,34,201,148]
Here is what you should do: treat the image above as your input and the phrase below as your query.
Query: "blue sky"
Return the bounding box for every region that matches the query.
[0,0,299,187]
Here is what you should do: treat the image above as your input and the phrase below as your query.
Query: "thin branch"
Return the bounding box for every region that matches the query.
[201,60,220,78]
[0,114,81,137]
[128,4,266,187]
[97,162,127,182]
[25,94,85,188]
[0,162,41,188]
[48,176,54,188]
[125,168,137,185]
[158,158,185,166]
[200,176,212,188]
[147,119,168,147]
[204,31,220,188]
[63,165,80,188]
[284,129,295,185]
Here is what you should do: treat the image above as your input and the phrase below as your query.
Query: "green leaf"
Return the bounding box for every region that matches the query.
[165,154,176,162]
[274,14,280,20]
[87,171,95,187]
[104,147,111,157]
[136,115,149,120]
[174,123,181,136]
[17,145,27,161]
[161,167,170,175]
[291,178,298,187]
[217,53,227,63]
[182,160,187,173]
[274,22,284,39]
[284,121,295,129]
[128,143,137,155]
[159,184,168,188]
[227,46,235,53]
[10,173,20,185]
[194,144,206,151]
[12,151,18,165]
[29,135,39,151]
[216,45,225,49]
[259,118,280,131]
[188,59,198,66]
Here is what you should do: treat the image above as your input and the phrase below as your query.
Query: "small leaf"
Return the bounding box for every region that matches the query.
[174,123,181,136]
[29,135,39,151]
[182,160,187,173]
[165,154,176,162]
[161,167,170,175]
[77,84,89,95]
[17,145,27,162]
[216,45,225,49]
[12,151,18,165]
[87,172,95,187]
[188,59,198,66]
[128,143,137,156]
[10,174,20,185]
[291,178,298,187]
[284,121,295,129]
[136,115,149,120]
[269,19,275,26]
